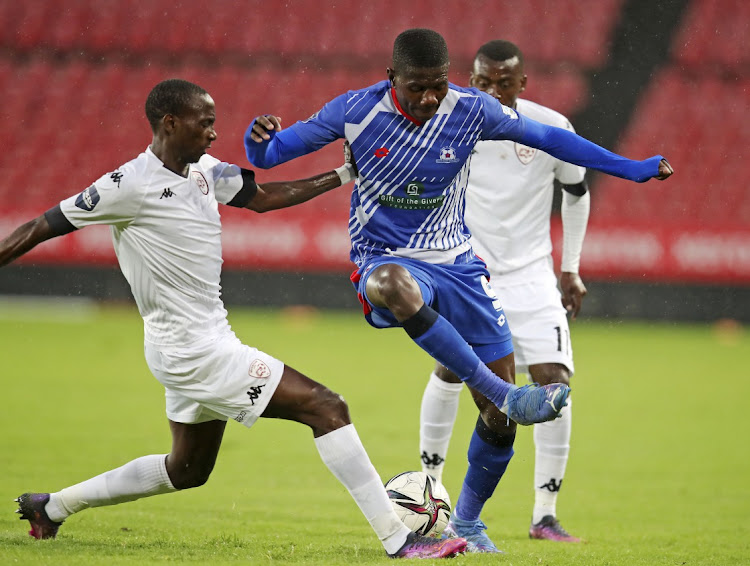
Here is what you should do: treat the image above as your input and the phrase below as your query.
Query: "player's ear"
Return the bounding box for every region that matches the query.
[520,75,528,92]
[387,67,395,86]
[162,113,178,134]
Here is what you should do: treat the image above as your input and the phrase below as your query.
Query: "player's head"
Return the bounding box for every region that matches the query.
[470,40,527,108]
[145,79,217,163]
[387,28,450,123]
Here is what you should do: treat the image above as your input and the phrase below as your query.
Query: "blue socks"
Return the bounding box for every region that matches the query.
[455,418,515,521]
[402,305,513,407]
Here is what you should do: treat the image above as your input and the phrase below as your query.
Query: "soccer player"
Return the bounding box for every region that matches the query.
[244,29,673,553]
[419,40,594,546]
[1,79,467,560]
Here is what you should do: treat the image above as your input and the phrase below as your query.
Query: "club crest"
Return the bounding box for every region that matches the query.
[514,143,536,165]
[248,359,271,379]
[192,171,209,195]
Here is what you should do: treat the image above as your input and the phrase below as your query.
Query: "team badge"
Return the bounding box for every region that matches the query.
[248,359,271,379]
[436,146,458,163]
[191,171,209,195]
[515,143,536,165]
[75,186,100,211]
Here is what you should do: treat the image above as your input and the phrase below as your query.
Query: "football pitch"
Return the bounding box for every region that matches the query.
[1,301,748,565]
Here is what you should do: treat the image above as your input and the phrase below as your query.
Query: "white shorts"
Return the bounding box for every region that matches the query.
[144,331,284,428]
[490,257,574,376]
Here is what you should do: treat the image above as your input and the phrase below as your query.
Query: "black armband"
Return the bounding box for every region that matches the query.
[44,205,77,236]
[226,168,259,208]
[561,180,588,197]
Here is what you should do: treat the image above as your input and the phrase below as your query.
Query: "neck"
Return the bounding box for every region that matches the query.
[151,137,189,177]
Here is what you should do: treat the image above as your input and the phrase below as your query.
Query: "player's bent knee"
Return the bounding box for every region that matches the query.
[166,459,215,490]
[529,363,571,386]
[309,386,351,435]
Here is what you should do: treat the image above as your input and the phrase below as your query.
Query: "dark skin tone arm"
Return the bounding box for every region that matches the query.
[0,215,56,268]
[248,169,344,213]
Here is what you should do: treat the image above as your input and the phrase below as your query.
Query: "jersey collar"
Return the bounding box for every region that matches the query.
[390,87,423,126]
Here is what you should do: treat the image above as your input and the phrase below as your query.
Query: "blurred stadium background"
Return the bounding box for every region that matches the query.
[0,0,748,321]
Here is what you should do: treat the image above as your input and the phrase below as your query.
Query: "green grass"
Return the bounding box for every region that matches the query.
[1,303,749,565]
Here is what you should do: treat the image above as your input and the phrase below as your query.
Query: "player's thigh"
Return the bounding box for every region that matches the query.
[494,277,574,375]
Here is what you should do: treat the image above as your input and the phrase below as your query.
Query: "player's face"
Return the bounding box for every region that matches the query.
[173,93,218,163]
[389,64,450,123]
[470,54,526,108]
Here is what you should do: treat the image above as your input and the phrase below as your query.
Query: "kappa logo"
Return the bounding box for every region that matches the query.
[110,171,124,187]
[246,384,267,405]
[160,188,174,199]
[374,147,390,158]
[515,143,537,165]
[75,186,101,211]
[248,359,271,379]
[436,146,458,163]
[191,170,209,195]
[539,478,563,492]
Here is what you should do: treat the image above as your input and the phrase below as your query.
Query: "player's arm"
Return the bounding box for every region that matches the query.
[244,95,347,169]
[247,163,356,213]
[0,206,76,268]
[559,182,590,320]
[518,118,672,182]
[481,96,673,182]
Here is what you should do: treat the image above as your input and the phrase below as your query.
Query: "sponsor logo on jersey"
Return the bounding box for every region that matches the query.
[191,170,209,195]
[248,359,271,379]
[436,146,458,163]
[514,143,536,165]
[378,181,445,210]
[74,186,101,211]
[160,188,174,199]
[374,147,390,158]
[234,410,248,423]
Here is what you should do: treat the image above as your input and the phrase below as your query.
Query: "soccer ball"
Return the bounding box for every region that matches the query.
[384,471,452,537]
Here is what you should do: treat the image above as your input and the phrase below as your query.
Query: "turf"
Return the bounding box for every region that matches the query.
[0,302,748,565]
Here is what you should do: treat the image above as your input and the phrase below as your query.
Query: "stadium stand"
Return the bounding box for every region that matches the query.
[593,0,749,227]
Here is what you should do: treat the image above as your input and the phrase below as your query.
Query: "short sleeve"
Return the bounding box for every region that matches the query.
[59,166,142,229]
[199,155,257,206]
[553,118,586,184]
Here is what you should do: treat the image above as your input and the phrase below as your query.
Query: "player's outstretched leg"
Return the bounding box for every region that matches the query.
[15,493,62,539]
[389,532,467,559]
[501,382,570,425]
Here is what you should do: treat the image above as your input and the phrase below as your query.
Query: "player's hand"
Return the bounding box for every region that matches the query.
[248,115,282,143]
[656,158,674,180]
[560,272,587,320]
[344,141,359,176]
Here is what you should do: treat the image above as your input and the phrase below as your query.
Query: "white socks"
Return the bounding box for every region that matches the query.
[45,454,176,522]
[419,372,463,483]
[532,398,572,524]
[314,424,410,554]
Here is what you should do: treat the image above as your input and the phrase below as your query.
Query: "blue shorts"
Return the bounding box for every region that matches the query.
[350,251,513,363]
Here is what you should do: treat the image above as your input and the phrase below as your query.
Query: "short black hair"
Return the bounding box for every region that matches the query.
[392,28,450,70]
[476,40,524,68]
[145,79,208,131]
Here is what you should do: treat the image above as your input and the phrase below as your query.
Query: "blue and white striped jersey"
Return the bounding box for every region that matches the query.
[245,80,663,267]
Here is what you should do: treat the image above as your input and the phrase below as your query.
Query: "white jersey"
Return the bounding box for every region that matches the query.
[59,147,251,348]
[465,98,585,274]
